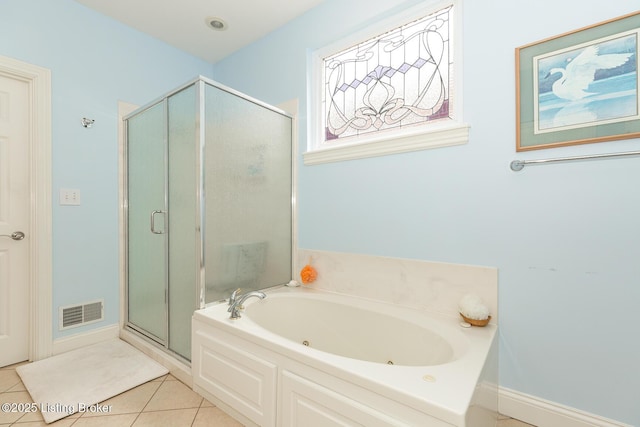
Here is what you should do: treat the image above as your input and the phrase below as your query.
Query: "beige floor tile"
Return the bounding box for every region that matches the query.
[12,407,83,425]
[73,413,138,426]
[200,399,214,408]
[6,380,26,393]
[0,408,23,424]
[133,408,198,427]
[8,418,77,427]
[143,380,203,412]
[83,381,161,417]
[1,364,244,427]
[193,406,243,427]
[16,409,83,425]
[0,391,35,424]
[0,370,22,393]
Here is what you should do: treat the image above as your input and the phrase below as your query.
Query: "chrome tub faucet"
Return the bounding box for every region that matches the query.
[227,290,266,319]
[228,288,242,307]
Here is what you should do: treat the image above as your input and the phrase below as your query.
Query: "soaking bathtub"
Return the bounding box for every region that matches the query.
[192,286,498,427]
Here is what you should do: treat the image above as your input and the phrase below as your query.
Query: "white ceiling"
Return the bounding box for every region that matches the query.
[75,0,325,63]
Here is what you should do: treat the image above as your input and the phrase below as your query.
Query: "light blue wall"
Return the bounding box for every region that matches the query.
[213,0,640,424]
[2,0,638,423]
[0,0,213,338]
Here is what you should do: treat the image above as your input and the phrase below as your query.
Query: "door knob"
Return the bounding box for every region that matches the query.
[1,231,25,240]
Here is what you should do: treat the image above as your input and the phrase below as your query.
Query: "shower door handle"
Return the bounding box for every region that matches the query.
[150,210,166,234]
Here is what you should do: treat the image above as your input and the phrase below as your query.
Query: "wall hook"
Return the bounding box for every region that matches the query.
[81,118,95,128]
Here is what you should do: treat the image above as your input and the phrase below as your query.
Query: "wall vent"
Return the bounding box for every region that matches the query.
[59,299,104,330]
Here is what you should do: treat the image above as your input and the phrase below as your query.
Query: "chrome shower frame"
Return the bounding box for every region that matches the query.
[122,76,296,363]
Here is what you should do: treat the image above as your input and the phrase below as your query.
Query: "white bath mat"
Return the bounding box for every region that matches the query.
[16,339,168,424]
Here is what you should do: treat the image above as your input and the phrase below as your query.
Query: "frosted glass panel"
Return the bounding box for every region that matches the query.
[167,86,198,360]
[204,84,292,303]
[127,102,166,342]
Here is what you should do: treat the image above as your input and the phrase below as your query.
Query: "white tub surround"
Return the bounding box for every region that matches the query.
[296,249,498,324]
[192,287,498,427]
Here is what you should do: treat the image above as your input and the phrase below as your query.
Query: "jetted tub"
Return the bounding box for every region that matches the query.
[192,286,498,427]
[245,294,468,367]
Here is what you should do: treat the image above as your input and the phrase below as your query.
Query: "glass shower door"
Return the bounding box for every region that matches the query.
[126,102,167,344]
[126,85,199,361]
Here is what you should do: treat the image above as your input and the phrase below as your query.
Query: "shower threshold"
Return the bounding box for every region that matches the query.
[120,327,192,387]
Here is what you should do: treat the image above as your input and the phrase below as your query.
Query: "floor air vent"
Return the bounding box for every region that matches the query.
[59,300,104,330]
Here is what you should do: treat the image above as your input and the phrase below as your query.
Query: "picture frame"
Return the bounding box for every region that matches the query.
[516,11,640,151]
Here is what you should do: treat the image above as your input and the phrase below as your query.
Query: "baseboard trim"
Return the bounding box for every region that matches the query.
[52,324,120,355]
[499,387,632,427]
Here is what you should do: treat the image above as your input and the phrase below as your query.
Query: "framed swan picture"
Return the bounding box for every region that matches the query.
[516,11,640,151]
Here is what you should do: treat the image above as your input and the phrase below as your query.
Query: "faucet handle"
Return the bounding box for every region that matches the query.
[228,288,242,306]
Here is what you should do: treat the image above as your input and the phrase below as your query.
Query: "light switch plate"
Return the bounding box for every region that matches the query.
[60,188,81,206]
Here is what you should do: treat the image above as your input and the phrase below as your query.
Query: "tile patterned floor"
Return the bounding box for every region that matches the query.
[1,362,534,426]
[0,362,241,426]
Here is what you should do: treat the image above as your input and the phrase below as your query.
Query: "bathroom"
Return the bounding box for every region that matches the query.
[0,0,638,426]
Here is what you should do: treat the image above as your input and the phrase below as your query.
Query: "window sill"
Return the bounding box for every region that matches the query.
[303,123,470,165]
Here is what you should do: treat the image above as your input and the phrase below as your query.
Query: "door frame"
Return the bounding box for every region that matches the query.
[0,55,52,362]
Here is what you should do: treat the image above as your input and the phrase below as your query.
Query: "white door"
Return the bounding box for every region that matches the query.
[0,73,31,367]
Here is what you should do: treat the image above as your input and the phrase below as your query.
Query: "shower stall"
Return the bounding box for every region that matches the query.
[124,77,293,361]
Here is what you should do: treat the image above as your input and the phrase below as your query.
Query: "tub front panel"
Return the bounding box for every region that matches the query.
[192,322,277,426]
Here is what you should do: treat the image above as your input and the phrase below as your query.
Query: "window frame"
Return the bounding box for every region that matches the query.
[305,0,468,165]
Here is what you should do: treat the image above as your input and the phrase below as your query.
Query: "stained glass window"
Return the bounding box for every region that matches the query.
[322,4,454,145]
